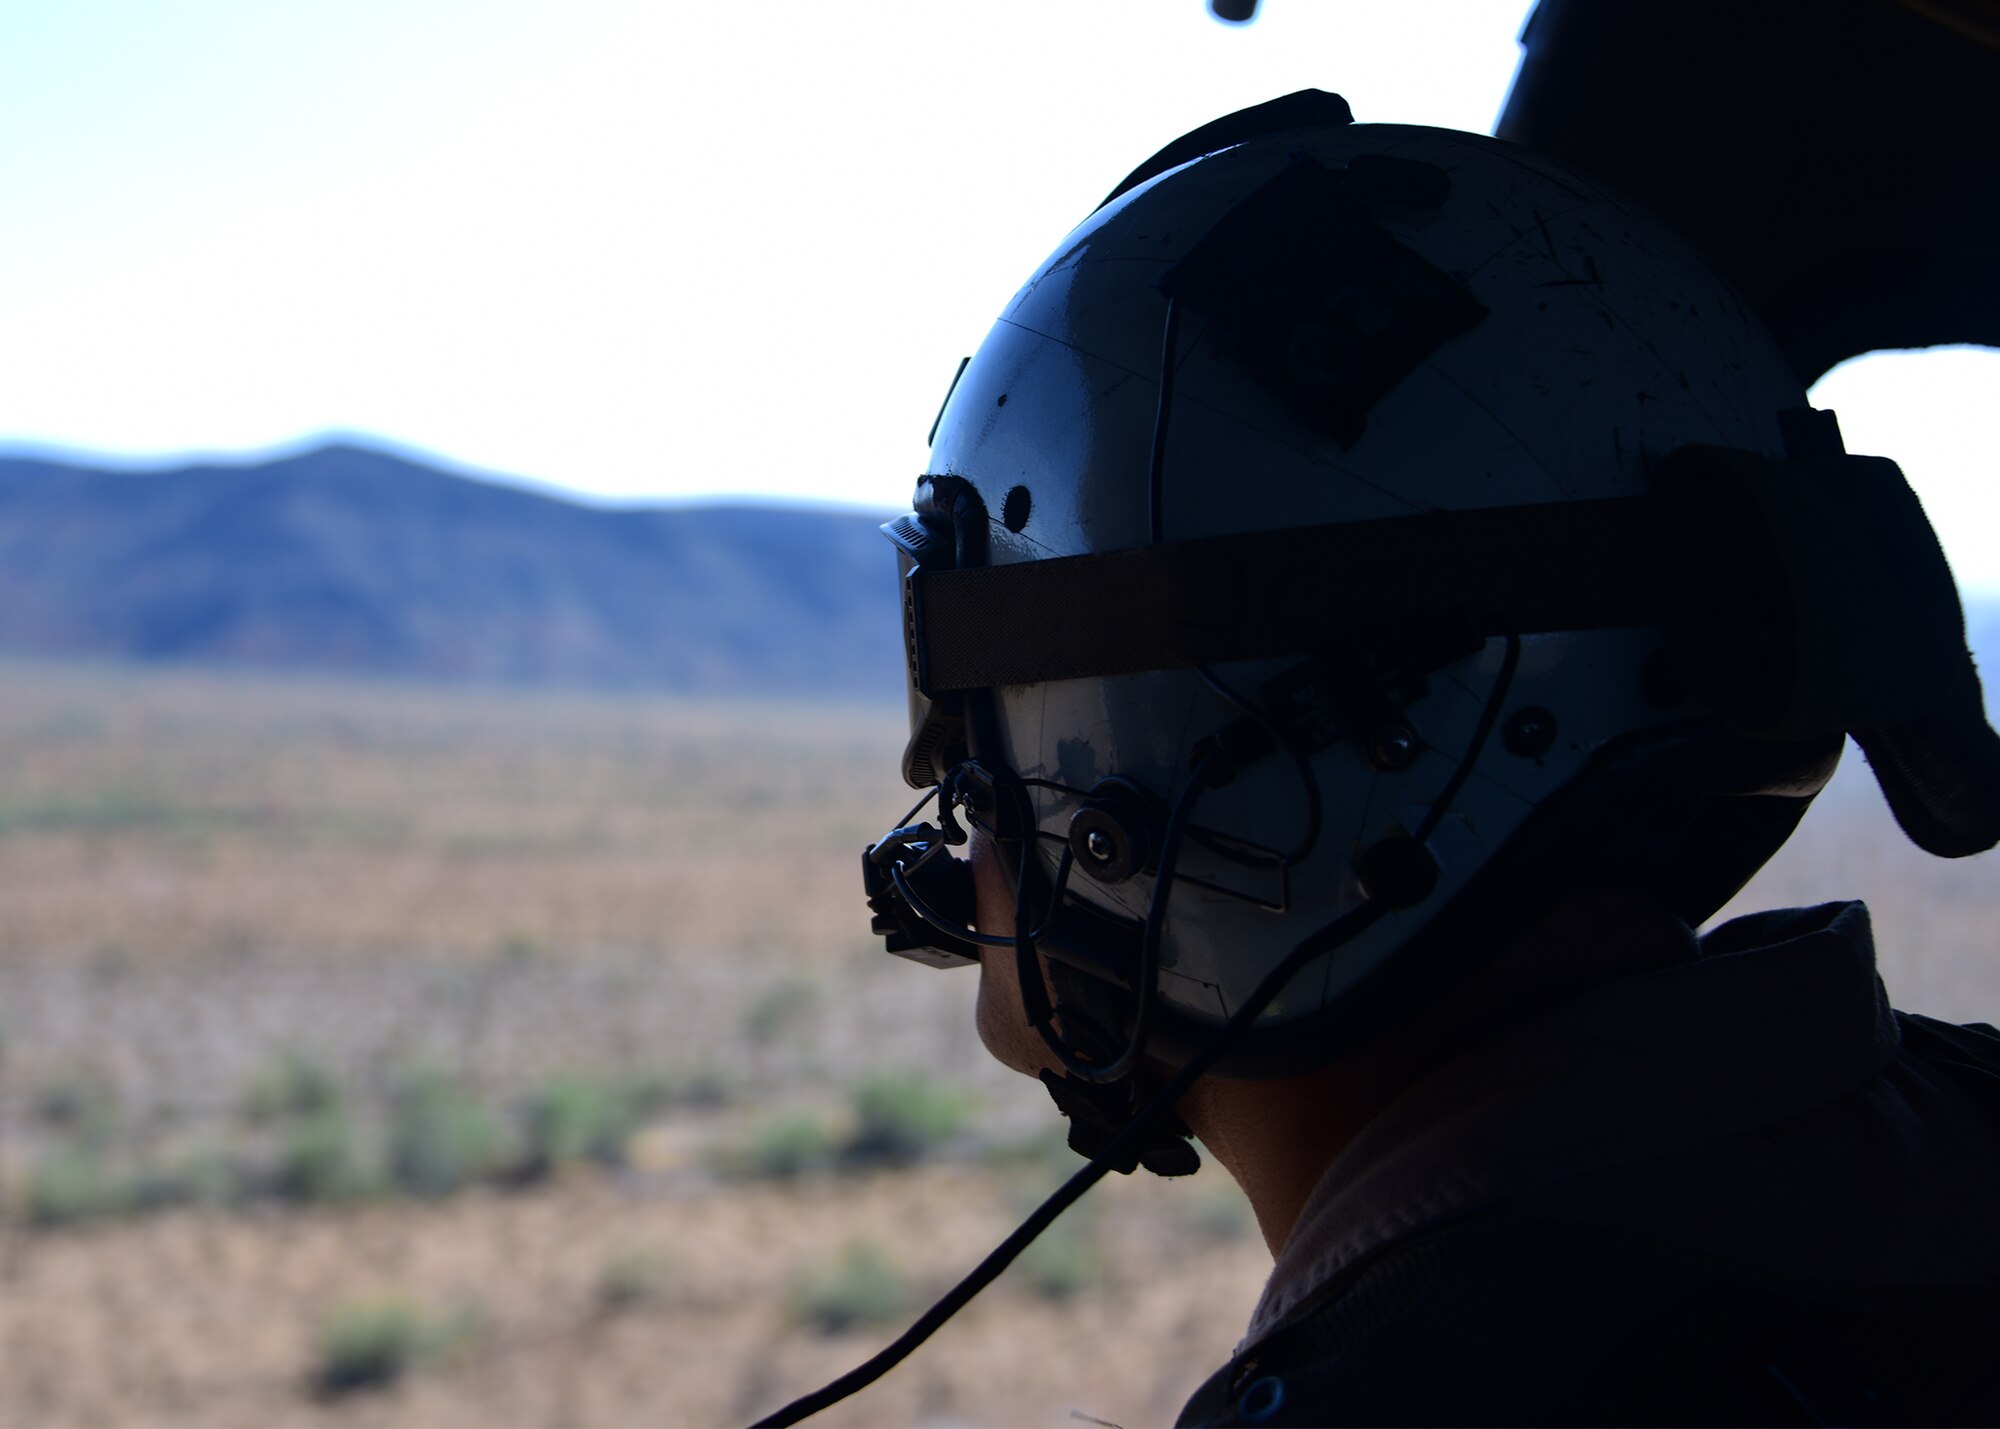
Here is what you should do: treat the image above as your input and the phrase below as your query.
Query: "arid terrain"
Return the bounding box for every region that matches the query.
[0,661,1993,1427]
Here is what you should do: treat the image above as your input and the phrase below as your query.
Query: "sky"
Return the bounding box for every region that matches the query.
[2,1,1995,589]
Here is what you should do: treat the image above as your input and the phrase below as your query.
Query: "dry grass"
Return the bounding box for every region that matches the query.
[0,660,896,959]
[0,661,1992,1428]
[0,663,1017,1142]
[0,1166,1268,1429]
[0,662,1265,1427]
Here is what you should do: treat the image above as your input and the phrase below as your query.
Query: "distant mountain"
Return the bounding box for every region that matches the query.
[0,445,905,699]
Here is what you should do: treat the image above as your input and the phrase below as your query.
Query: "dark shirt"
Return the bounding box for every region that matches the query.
[1180,902,2000,1426]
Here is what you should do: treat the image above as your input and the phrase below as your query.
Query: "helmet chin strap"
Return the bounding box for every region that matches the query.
[1037,961,1202,1179]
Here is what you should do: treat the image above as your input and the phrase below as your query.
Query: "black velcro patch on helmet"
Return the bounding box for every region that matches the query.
[1162,157,1485,449]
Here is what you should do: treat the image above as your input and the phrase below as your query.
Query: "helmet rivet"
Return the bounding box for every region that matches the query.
[1068,784,1156,885]
[1365,724,1418,772]
[1502,706,1558,759]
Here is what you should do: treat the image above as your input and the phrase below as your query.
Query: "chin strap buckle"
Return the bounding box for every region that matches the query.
[1039,1069,1201,1178]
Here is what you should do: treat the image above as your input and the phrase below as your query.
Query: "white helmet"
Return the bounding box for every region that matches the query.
[864,92,1998,1097]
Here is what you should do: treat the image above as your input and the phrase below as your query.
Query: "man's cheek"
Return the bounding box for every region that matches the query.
[974,946,1057,1079]
[968,831,1014,938]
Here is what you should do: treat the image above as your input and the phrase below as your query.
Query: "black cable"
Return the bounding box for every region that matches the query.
[889,784,941,831]
[889,862,1016,949]
[747,893,1392,1429]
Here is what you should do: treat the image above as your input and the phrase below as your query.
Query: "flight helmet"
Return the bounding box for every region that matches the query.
[863,91,2000,1103]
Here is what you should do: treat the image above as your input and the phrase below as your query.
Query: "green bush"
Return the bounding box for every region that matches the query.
[240,1053,342,1124]
[25,1148,130,1228]
[595,1244,678,1312]
[1014,1214,1100,1302]
[496,928,546,962]
[727,1112,836,1181]
[131,1145,239,1212]
[517,1077,639,1177]
[983,1126,1084,1179]
[742,977,819,1042]
[386,1071,505,1198]
[310,1296,428,1396]
[274,1109,370,1203]
[788,1239,913,1335]
[843,1073,971,1168]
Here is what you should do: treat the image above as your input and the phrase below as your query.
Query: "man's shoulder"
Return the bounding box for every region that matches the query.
[1178,1209,2000,1427]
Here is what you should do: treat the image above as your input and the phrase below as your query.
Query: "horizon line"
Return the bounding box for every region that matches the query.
[0,431,904,517]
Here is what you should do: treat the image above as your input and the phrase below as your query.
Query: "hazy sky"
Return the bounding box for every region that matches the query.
[2,1,1995,588]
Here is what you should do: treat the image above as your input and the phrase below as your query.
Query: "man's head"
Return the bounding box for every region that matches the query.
[863,92,1997,1114]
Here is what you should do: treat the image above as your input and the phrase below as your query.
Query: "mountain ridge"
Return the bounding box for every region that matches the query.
[0,444,906,698]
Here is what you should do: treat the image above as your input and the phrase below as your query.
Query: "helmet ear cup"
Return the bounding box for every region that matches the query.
[1067,778,1163,886]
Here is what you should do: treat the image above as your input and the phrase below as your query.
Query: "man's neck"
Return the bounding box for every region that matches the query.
[1175,886,1697,1257]
[1176,1056,1401,1256]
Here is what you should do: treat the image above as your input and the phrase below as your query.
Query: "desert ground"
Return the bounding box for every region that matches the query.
[0,661,1992,1427]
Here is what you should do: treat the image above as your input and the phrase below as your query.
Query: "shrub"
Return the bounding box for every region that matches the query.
[595,1244,678,1312]
[1014,1214,1099,1302]
[727,1112,836,1181]
[385,1070,505,1197]
[274,1109,369,1203]
[131,1145,239,1212]
[240,1053,342,1124]
[518,1077,637,1176]
[788,1240,913,1335]
[843,1073,971,1168]
[742,977,819,1042]
[984,1126,1084,1179]
[25,1148,129,1228]
[310,1296,427,1396]
[496,928,546,962]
